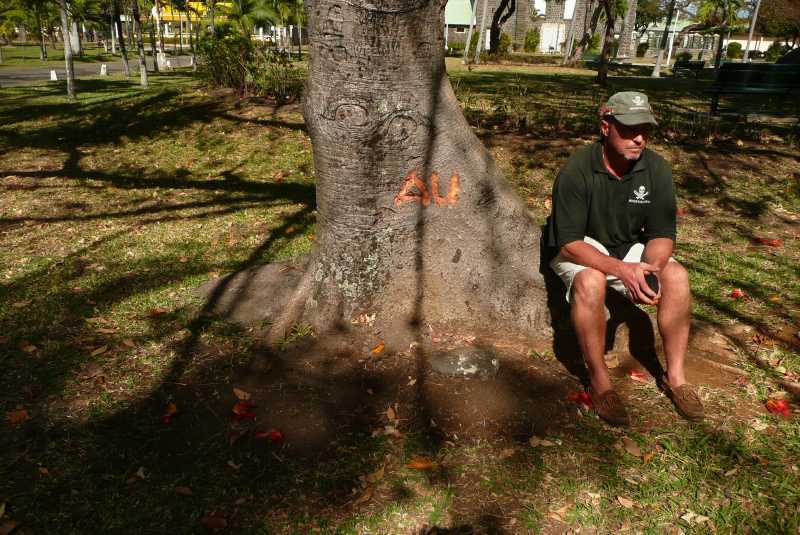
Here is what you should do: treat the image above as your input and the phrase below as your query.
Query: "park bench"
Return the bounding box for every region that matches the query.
[707,62,800,115]
[672,59,705,78]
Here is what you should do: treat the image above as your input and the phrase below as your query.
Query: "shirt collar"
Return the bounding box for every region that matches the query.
[591,141,648,179]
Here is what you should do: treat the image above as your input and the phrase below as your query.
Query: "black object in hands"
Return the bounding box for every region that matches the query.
[645,273,660,295]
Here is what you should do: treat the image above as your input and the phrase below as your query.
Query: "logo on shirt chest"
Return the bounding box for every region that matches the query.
[629,185,651,204]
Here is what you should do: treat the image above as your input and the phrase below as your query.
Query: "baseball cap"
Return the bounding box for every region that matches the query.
[602,91,658,126]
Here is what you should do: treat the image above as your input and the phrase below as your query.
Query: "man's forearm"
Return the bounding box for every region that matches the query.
[560,241,623,278]
[643,238,674,270]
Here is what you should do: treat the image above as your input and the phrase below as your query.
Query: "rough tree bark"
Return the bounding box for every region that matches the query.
[650,0,676,77]
[132,0,149,88]
[256,0,549,343]
[567,0,602,66]
[149,18,160,73]
[113,0,131,76]
[58,0,77,100]
[489,0,516,55]
[596,0,616,85]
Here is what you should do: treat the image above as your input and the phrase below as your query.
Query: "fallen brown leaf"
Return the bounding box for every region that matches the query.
[406,457,435,470]
[122,339,136,348]
[90,345,109,356]
[371,341,385,354]
[351,486,374,506]
[0,519,18,535]
[622,437,642,458]
[174,486,193,496]
[199,513,227,530]
[617,495,635,508]
[386,406,397,422]
[6,408,29,425]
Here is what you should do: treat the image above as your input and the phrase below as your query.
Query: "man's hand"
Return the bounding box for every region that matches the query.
[614,261,660,305]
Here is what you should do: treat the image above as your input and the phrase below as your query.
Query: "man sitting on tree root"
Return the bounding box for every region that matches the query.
[546,91,704,426]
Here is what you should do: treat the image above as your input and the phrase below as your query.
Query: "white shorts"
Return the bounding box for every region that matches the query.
[549,236,671,303]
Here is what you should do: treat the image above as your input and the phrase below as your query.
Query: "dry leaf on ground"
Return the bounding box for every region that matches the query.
[617,496,635,508]
[6,408,29,425]
[351,486,374,506]
[371,341,385,354]
[628,369,649,383]
[622,437,642,458]
[174,486,193,496]
[406,457,435,470]
[199,513,227,530]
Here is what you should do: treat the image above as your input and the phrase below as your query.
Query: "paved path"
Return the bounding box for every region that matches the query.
[0,55,194,88]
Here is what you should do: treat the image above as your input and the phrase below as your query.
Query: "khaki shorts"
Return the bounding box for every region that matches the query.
[549,236,672,303]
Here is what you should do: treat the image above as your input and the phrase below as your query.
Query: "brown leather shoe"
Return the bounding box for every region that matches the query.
[663,382,704,421]
[589,387,630,427]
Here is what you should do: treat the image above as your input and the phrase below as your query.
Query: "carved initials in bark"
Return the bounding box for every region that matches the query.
[394,170,461,207]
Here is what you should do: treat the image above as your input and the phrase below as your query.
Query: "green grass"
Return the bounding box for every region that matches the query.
[1,64,799,533]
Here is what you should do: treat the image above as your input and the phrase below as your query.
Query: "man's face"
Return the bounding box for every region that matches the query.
[600,117,651,162]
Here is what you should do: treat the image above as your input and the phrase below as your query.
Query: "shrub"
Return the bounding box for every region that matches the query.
[196,25,252,92]
[726,41,742,59]
[765,41,789,62]
[498,32,512,57]
[676,51,692,62]
[197,26,305,101]
[523,29,540,53]
[636,42,649,57]
[449,40,466,52]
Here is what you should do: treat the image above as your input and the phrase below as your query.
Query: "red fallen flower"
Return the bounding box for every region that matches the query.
[676,208,688,217]
[255,428,284,442]
[161,402,177,424]
[753,237,782,247]
[628,369,649,382]
[731,288,746,299]
[567,391,593,409]
[766,398,791,417]
[232,401,256,421]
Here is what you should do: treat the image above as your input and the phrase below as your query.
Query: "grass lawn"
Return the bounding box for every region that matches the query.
[1,64,799,533]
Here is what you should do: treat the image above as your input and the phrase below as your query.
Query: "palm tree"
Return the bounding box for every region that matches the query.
[57,0,77,100]
[131,0,148,86]
[112,0,130,75]
[227,0,276,37]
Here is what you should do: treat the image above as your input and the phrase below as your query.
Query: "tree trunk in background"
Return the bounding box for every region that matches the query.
[474,0,490,63]
[209,1,215,33]
[568,1,601,65]
[110,13,117,53]
[113,0,131,76]
[489,0,516,55]
[615,0,636,58]
[132,0,149,88]
[651,0,676,77]
[712,30,725,74]
[178,11,184,52]
[149,19,160,72]
[155,1,165,53]
[596,0,615,85]
[58,0,77,100]
[275,0,548,342]
[36,9,48,59]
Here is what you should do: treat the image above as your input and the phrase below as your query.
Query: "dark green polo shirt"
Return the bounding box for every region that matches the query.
[547,141,677,259]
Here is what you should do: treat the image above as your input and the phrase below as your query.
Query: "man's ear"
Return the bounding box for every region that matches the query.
[599,118,610,138]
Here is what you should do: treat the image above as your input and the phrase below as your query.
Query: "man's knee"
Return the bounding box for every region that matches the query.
[572,268,607,306]
[660,261,690,293]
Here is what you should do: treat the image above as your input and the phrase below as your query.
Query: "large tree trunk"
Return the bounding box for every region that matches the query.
[259,0,548,343]
[113,0,131,76]
[132,0,149,88]
[615,0,637,59]
[596,0,615,85]
[489,0,516,55]
[58,0,77,101]
[149,19,160,73]
[36,8,48,59]
[651,0,676,77]
[568,1,601,66]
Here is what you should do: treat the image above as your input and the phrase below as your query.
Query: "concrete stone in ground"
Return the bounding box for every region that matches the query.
[100,64,108,76]
[428,346,499,379]
[50,70,57,81]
